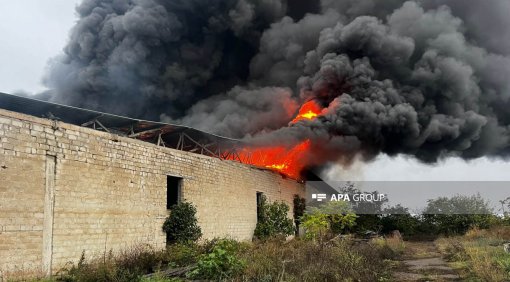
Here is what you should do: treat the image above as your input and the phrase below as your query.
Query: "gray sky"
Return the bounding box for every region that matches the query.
[1,0,509,181]
[324,155,510,181]
[0,0,80,94]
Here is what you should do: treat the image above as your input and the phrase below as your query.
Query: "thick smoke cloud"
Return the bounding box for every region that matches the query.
[421,0,510,56]
[43,0,510,164]
[172,86,298,138]
[44,0,288,119]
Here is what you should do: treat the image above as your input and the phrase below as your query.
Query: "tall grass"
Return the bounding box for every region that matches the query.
[29,236,403,282]
[53,243,201,282]
[436,225,510,281]
[237,238,399,281]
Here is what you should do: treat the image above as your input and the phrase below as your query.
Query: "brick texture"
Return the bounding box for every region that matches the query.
[0,109,305,279]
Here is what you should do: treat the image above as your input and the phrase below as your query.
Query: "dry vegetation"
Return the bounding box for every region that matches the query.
[237,237,399,281]
[19,236,403,282]
[436,226,510,281]
[16,198,510,281]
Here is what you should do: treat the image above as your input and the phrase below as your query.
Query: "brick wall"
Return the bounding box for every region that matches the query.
[0,109,305,279]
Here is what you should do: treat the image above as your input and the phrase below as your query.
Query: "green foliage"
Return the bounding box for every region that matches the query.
[187,239,246,280]
[496,255,510,276]
[423,214,500,235]
[56,245,167,282]
[254,195,295,240]
[293,194,306,232]
[381,214,420,235]
[293,195,306,220]
[424,194,493,214]
[380,205,421,236]
[301,212,330,241]
[423,194,498,235]
[162,202,202,244]
[240,238,394,281]
[503,215,510,225]
[352,214,382,234]
[500,196,510,216]
[436,226,510,281]
[339,182,388,214]
[301,201,357,240]
[348,191,505,237]
[141,277,184,282]
[53,234,398,282]
[165,243,201,267]
[336,183,387,234]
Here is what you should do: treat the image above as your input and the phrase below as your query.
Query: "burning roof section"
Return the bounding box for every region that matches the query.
[0,93,320,180]
[0,93,237,162]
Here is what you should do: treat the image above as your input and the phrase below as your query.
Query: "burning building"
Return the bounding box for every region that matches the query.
[0,92,306,278]
[31,0,509,172]
[2,0,510,278]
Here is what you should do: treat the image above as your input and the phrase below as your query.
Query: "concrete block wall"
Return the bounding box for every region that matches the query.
[0,108,306,279]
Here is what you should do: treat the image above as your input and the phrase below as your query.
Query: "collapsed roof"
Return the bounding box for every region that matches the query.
[0,92,245,160]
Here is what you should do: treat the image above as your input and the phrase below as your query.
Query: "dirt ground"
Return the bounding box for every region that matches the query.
[393,241,461,281]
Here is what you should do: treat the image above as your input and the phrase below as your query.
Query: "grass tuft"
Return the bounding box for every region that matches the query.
[436,225,510,281]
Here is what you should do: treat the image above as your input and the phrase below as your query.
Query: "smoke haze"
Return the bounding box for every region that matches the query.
[40,0,510,165]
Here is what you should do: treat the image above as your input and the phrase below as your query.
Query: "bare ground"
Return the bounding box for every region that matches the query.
[393,241,462,281]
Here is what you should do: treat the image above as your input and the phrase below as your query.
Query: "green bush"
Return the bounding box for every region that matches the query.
[240,239,393,281]
[163,202,202,244]
[293,194,306,233]
[356,195,503,237]
[380,205,421,236]
[141,277,184,282]
[301,212,330,241]
[436,226,510,281]
[187,239,246,280]
[301,201,357,241]
[254,195,295,240]
[423,194,498,235]
[380,214,421,236]
[165,243,202,267]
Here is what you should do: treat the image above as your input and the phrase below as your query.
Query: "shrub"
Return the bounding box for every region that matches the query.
[371,235,406,257]
[436,227,510,281]
[301,201,356,241]
[141,277,184,282]
[187,239,246,280]
[254,195,295,240]
[301,212,330,241]
[293,194,306,233]
[201,238,250,254]
[56,245,166,282]
[239,238,393,281]
[165,243,202,267]
[163,202,202,244]
[423,194,498,235]
[380,205,421,236]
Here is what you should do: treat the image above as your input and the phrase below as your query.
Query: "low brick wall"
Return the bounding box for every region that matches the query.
[0,108,305,279]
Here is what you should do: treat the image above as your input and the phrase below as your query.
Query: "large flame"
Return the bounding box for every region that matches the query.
[231,140,311,179]
[291,100,322,123]
[226,100,323,179]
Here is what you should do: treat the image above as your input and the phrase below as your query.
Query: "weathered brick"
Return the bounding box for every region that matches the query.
[0,109,305,279]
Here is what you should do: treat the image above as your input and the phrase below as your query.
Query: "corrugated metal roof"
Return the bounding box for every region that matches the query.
[0,92,242,155]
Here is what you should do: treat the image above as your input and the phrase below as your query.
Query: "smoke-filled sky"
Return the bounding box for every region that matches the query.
[1,0,510,180]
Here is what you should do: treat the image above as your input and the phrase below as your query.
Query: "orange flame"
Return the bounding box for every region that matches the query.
[230,140,312,179]
[291,100,322,123]
[226,100,323,179]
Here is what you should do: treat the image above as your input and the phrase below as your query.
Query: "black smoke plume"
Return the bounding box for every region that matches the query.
[42,0,510,164]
